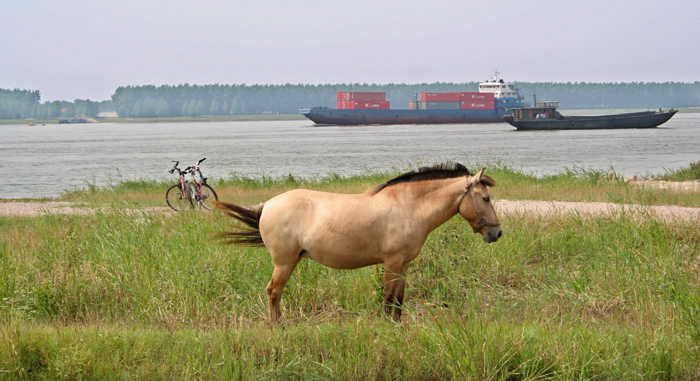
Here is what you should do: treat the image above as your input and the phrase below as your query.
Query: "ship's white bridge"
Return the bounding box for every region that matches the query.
[478,79,520,99]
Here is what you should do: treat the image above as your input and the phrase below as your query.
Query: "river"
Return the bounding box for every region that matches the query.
[1,114,698,199]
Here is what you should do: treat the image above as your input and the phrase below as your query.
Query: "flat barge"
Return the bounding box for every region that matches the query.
[503,101,678,130]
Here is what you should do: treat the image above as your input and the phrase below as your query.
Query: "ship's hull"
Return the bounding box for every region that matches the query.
[302,107,506,125]
[503,110,678,131]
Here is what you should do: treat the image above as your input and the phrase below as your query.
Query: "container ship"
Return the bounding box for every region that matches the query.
[301,78,523,125]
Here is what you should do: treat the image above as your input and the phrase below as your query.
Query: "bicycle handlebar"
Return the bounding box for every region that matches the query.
[169,159,207,177]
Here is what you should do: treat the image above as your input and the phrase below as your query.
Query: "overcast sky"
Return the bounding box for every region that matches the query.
[2,0,698,102]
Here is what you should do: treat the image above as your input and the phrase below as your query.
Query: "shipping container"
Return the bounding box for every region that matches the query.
[460,92,495,101]
[346,100,391,110]
[460,101,495,110]
[415,101,461,110]
[336,92,386,101]
[420,92,462,102]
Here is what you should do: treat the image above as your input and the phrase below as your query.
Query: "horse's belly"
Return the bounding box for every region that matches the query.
[301,244,383,270]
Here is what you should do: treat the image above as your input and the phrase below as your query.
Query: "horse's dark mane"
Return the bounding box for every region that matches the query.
[368,161,472,195]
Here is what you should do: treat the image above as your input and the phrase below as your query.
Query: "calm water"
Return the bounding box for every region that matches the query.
[1,114,698,199]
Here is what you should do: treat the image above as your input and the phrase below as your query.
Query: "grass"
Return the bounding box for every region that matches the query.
[656,161,700,182]
[1,165,699,379]
[53,163,700,209]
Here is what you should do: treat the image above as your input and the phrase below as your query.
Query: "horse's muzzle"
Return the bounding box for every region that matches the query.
[482,228,502,243]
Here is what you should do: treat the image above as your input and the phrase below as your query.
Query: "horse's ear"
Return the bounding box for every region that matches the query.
[472,166,486,183]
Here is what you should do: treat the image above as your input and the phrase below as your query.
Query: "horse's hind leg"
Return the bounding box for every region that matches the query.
[266,257,301,323]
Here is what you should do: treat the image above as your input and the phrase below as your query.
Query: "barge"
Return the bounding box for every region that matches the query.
[503,101,678,130]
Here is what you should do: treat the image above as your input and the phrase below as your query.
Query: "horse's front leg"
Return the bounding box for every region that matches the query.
[382,259,409,321]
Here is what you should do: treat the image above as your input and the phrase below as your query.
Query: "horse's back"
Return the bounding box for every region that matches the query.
[261,189,378,233]
[259,189,390,268]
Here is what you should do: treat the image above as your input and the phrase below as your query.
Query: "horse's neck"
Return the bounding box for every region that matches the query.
[390,177,466,233]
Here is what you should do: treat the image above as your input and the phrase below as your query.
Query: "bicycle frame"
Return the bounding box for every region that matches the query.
[190,164,206,201]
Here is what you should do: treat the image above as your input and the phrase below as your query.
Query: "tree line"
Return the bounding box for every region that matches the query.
[2,82,699,119]
[0,88,112,119]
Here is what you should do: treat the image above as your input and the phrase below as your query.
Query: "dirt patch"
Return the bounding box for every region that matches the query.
[494,200,700,223]
[0,202,172,217]
[628,180,700,192]
[2,200,698,224]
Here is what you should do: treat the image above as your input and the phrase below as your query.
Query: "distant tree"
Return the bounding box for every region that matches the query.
[2,82,700,120]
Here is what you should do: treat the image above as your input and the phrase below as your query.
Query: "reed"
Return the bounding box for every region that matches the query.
[1,165,699,379]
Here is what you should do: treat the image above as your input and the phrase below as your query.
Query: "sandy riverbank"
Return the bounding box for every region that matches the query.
[2,199,698,224]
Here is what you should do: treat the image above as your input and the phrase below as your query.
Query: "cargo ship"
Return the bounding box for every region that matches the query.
[301,78,524,125]
[503,101,678,130]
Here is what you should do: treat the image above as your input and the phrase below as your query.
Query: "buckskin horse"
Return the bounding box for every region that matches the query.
[216,162,501,323]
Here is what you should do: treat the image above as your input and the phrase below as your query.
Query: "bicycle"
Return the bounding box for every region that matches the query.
[166,158,219,211]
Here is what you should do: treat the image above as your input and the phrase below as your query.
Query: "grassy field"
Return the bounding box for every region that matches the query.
[1,164,699,379]
[60,162,700,209]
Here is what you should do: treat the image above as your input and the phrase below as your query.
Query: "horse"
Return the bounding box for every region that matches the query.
[215,162,502,323]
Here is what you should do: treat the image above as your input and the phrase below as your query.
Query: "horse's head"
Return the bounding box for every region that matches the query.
[458,167,502,243]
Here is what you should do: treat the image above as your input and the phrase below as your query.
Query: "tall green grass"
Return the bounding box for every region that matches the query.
[657,161,700,181]
[1,184,699,378]
[57,164,700,208]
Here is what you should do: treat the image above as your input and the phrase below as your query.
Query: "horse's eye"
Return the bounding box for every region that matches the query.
[483,196,490,202]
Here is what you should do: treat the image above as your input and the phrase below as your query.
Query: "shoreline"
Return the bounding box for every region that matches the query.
[1,114,307,125]
[3,108,700,125]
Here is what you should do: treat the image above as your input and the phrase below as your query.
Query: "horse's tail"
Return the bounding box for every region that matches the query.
[214,201,266,247]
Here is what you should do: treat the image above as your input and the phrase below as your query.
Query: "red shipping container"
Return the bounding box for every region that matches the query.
[421,92,461,102]
[348,101,390,109]
[460,92,495,101]
[350,92,386,101]
[460,101,495,110]
[337,92,386,102]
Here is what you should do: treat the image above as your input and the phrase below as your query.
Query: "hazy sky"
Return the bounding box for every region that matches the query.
[2,0,698,102]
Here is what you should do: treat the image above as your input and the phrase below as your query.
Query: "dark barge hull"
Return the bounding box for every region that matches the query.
[302,107,506,125]
[503,110,678,130]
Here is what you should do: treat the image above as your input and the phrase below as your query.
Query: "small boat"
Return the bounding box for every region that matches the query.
[58,118,88,124]
[503,101,678,130]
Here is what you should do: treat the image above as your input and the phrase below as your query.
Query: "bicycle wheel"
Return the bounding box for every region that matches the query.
[166,184,191,211]
[196,183,219,210]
